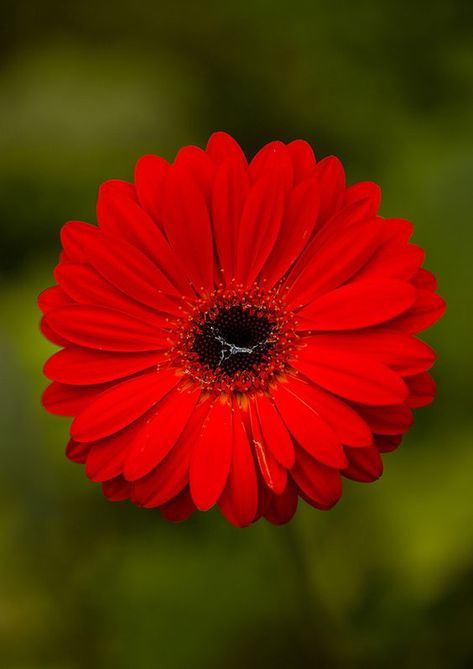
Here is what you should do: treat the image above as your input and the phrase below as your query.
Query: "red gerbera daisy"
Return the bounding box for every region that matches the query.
[39,132,445,527]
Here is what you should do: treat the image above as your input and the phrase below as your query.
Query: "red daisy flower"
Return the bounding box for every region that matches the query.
[39,132,445,527]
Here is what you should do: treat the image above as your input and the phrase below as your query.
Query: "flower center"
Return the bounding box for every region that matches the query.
[175,285,298,393]
[192,305,274,376]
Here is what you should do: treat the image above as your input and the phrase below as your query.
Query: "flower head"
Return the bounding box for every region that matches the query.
[40,133,445,526]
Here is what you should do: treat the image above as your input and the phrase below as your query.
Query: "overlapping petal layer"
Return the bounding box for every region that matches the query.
[40,132,445,527]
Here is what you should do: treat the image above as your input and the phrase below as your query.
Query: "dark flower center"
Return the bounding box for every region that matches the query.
[174,284,298,393]
[191,305,274,376]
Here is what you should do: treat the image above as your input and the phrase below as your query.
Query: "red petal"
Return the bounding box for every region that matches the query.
[44,305,170,352]
[123,385,201,481]
[42,381,111,416]
[59,220,91,263]
[160,164,214,290]
[285,377,372,447]
[295,346,408,406]
[248,141,293,189]
[375,434,402,453]
[44,347,165,385]
[388,289,446,333]
[254,477,273,521]
[71,368,180,441]
[85,420,144,482]
[287,140,316,183]
[235,170,285,285]
[206,132,247,168]
[159,487,196,523]
[97,179,192,296]
[190,399,233,511]
[262,177,320,287]
[286,201,380,287]
[61,222,181,311]
[254,394,295,467]
[405,372,436,408]
[291,447,342,508]
[40,316,70,347]
[344,181,381,217]
[134,154,169,224]
[38,286,71,314]
[272,383,347,467]
[287,219,381,307]
[355,404,413,435]
[314,156,345,223]
[132,399,211,508]
[343,445,383,482]
[412,268,437,292]
[305,330,435,376]
[66,439,90,463]
[102,476,132,502]
[264,480,298,525]
[379,217,414,244]
[54,263,169,323]
[355,243,425,282]
[218,400,258,527]
[174,145,216,201]
[249,402,287,494]
[296,279,416,330]
[211,158,249,281]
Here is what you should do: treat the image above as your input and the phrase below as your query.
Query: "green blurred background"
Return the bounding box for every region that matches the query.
[0,1,472,667]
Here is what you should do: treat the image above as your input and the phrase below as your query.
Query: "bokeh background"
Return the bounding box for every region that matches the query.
[1,1,472,667]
